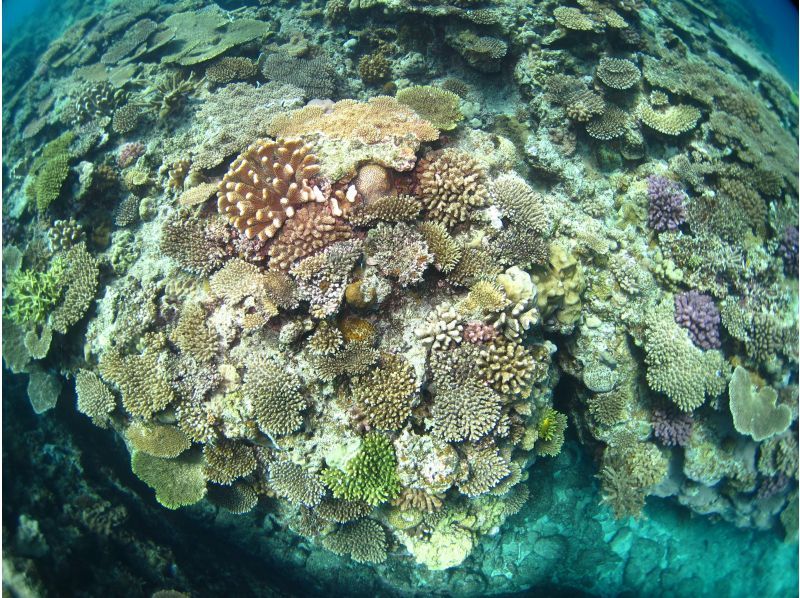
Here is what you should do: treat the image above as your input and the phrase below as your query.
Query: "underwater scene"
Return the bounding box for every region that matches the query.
[2,0,799,595]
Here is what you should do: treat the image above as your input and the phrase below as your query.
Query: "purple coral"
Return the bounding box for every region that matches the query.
[779,224,798,276]
[674,290,721,349]
[756,473,789,501]
[646,175,686,232]
[117,142,145,168]
[463,321,498,344]
[651,407,693,447]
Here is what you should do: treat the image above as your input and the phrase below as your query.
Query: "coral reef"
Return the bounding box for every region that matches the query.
[3,0,797,590]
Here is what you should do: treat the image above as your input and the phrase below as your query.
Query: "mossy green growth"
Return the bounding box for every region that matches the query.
[396,85,463,131]
[27,132,75,213]
[131,450,207,509]
[321,432,401,506]
[4,259,66,326]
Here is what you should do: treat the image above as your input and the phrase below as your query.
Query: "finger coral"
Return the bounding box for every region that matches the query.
[321,432,401,506]
[350,353,417,430]
[217,138,322,241]
[416,149,488,228]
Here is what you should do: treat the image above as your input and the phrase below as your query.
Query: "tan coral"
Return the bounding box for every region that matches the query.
[217,138,322,241]
[267,203,352,270]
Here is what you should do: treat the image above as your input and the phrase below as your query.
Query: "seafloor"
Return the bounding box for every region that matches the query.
[2,0,799,596]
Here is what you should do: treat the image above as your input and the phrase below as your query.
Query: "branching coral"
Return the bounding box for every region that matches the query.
[126,421,191,459]
[418,222,462,273]
[674,291,721,350]
[75,369,116,429]
[269,459,326,507]
[535,408,568,457]
[431,380,503,442]
[477,338,538,396]
[351,353,417,430]
[416,149,488,228]
[203,440,257,485]
[170,303,219,363]
[322,519,388,564]
[321,432,401,506]
[364,222,432,286]
[217,138,322,241]
[27,132,74,213]
[644,299,728,412]
[243,356,307,436]
[99,348,175,419]
[349,194,421,226]
[268,204,352,271]
[639,103,701,135]
[160,216,225,276]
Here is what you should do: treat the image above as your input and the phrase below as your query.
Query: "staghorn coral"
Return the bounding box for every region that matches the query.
[204,440,257,485]
[269,459,326,507]
[75,369,116,429]
[596,57,640,90]
[416,149,488,228]
[535,408,568,457]
[351,353,417,430]
[217,138,322,241]
[321,432,401,506]
[322,519,388,564]
[396,86,463,131]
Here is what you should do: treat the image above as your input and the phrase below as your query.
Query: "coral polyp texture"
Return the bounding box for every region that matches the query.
[217,138,322,241]
[3,0,798,594]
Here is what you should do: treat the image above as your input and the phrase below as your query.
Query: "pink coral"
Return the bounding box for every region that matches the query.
[463,321,498,344]
[117,142,145,168]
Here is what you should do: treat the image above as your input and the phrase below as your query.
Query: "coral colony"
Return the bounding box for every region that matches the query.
[2,0,797,584]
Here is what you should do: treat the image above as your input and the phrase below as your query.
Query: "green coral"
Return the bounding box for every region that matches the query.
[321,432,401,506]
[27,132,75,213]
[396,85,463,131]
[4,260,65,326]
[131,450,207,510]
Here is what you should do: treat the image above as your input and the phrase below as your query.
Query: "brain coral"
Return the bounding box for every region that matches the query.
[217,138,322,241]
